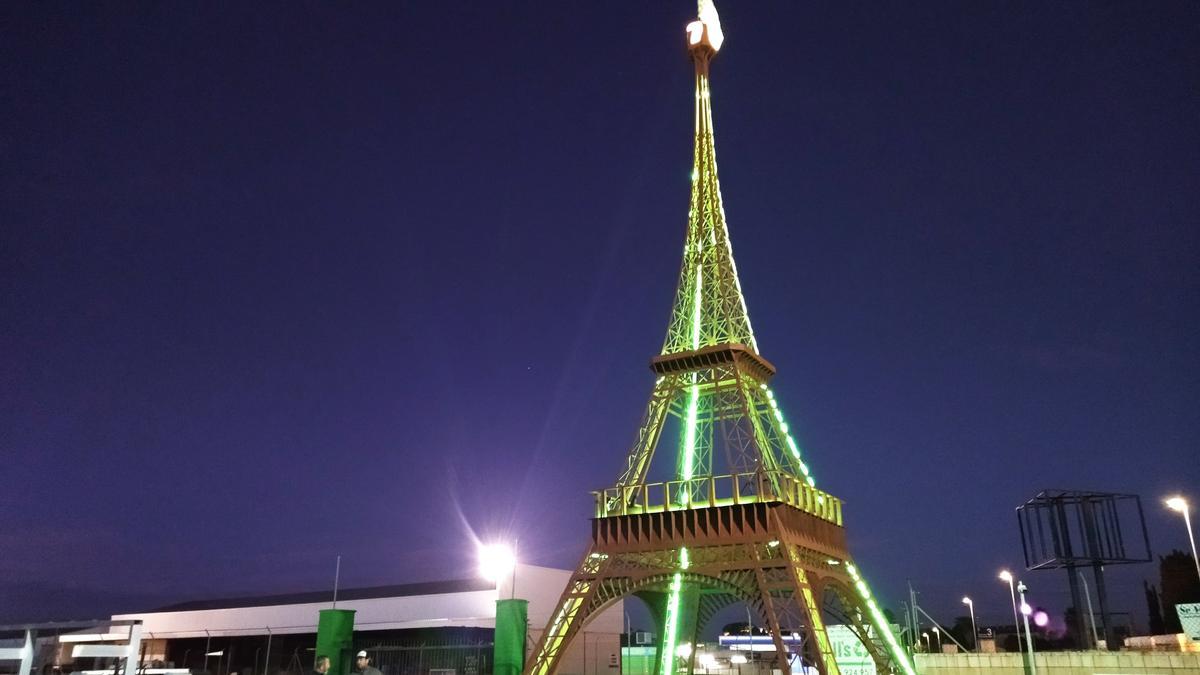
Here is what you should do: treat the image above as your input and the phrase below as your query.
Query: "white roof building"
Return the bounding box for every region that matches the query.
[103,564,623,675]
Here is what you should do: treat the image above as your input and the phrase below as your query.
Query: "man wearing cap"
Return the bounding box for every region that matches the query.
[351,651,382,675]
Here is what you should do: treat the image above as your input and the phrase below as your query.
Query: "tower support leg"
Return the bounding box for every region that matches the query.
[525,549,608,675]
[781,556,840,675]
[678,587,701,675]
[750,564,797,675]
[636,591,669,675]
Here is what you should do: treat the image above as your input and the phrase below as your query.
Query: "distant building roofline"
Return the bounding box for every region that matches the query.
[151,578,497,613]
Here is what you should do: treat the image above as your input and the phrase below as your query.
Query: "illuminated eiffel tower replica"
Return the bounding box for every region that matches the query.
[523,4,916,675]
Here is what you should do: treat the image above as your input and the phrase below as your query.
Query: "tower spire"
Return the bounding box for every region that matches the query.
[663,0,757,356]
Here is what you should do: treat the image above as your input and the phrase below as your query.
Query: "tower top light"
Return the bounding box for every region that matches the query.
[686,0,724,54]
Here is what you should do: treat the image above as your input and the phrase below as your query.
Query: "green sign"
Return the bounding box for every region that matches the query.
[827,625,876,675]
[1177,603,1200,641]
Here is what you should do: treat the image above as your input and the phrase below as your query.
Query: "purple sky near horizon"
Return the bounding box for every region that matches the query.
[2,1,1198,632]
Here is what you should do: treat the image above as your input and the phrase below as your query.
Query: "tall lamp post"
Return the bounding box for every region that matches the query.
[931,627,941,653]
[481,543,526,675]
[921,633,929,653]
[999,571,1021,653]
[1017,582,1037,675]
[962,597,977,652]
[1165,496,1200,583]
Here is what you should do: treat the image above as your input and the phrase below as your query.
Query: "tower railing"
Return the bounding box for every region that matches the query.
[593,471,843,526]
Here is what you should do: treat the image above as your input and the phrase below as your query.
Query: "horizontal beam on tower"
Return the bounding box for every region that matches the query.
[651,343,775,381]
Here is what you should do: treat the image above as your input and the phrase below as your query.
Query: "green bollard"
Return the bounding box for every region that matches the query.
[316,609,356,675]
[495,599,529,675]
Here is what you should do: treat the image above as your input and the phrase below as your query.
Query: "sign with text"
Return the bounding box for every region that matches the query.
[826,625,876,675]
[1177,603,1200,641]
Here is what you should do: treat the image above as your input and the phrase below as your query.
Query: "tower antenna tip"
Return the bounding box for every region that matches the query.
[687,0,724,52]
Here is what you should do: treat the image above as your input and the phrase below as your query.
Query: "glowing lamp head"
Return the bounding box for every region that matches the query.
[686,0,724,53]
[962,596,972,606]
[1020,602,1032,616]
[1033,610,1049,628]
[676,643,693,659]
[730,655,747,665]
[477,543,516,583]
[1166,496,1188,512]
[998,570,1013,583]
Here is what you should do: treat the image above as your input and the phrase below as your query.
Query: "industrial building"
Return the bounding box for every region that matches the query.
[32,565,623,675]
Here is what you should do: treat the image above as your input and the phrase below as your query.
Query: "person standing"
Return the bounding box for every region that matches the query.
[351,651,382,675]
[311,656,330,675]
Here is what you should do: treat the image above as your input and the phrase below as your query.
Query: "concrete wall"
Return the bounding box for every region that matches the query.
[915,651,1200,675]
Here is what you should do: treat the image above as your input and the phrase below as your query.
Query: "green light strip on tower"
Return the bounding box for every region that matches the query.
[680,232,704,490]
[666,210,705,675]
[682,384,699,487]
[844,563,918,675]
[660,573,682,675]
[659,548,690,675]
[759,384,817,486]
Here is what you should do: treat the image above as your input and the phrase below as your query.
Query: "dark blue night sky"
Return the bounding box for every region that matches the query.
[2,2,1197,631]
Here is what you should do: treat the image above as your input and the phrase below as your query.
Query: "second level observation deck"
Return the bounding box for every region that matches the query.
[594,471,843,527]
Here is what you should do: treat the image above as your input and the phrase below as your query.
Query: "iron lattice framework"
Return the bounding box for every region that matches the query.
[523,4,916,675]
[1016,490,1151,651]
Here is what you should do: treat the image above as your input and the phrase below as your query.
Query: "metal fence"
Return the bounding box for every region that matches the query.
[351,631,492,675]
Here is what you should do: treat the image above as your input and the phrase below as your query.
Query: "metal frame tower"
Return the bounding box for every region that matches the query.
[523,4,916,675]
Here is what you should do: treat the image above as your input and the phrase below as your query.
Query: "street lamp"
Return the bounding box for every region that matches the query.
[481,542,525,675]
[1017,582,1037,675]
[921,632,929,652]
[478,542,517,598]
[931,627,941,653]
[1165,496,1200,583]
[962,597,977,652]
[999,570,1021,653]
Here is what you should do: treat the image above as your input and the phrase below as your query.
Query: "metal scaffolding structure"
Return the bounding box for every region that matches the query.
[1017,489,1152,650]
